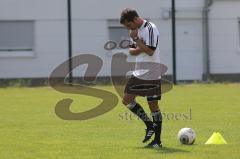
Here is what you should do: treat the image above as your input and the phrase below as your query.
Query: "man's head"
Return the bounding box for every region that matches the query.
[120,8,143,30]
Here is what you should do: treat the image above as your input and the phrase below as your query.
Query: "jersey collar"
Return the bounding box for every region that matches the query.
[139,20,147,30]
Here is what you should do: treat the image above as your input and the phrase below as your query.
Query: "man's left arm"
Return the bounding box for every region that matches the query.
[130,29,157,56]
[134,39,155,56]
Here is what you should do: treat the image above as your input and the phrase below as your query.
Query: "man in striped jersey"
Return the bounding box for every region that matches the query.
[120,8,163,148]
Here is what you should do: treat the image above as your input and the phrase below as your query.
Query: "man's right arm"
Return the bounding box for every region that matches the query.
[129,47,142,56]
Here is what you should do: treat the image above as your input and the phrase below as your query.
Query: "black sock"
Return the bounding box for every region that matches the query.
[152,110,162,144]
[128,102,153,129]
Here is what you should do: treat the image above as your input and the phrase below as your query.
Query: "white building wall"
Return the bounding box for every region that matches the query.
[209,0,240,74]
[0,0,68,78]
[2,0,238,80]
[70,0,175,77]
[70,0,204,79]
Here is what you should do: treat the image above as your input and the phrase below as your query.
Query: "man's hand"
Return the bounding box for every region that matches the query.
[129,29,155,56]
[129,29,138,39]
[134,40,155,56]
[129,47,143,56]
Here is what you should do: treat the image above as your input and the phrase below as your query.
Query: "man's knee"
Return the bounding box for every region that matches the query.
[122,99,134,106]
[148,100,158,105]
[148,101,160,111]
[122,94,135,106]
[122,99,129,106]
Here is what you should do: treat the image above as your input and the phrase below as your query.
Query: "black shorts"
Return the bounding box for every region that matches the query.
[124,75,161,101]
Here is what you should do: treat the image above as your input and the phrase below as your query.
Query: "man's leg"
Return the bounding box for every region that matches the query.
[122,94,154,142]
[146,96,163,148]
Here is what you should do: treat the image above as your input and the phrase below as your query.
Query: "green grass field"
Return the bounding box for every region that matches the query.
[0,84,240,159]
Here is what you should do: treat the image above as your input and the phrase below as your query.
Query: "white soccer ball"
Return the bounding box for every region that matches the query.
[177,128,196,145]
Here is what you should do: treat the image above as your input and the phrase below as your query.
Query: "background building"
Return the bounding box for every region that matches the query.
[0,0,239,83]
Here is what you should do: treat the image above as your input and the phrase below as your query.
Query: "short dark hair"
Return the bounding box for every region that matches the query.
[120,8,139,24]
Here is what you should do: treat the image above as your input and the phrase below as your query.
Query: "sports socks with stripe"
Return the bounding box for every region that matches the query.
[127,101,153,129]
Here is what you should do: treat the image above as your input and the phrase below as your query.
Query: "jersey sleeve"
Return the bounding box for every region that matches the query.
[144,23,159,49]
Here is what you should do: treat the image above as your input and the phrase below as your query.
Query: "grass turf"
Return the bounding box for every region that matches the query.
[0,84,240,159]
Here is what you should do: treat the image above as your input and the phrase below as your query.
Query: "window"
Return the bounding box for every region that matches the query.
[109,27,129,43]
[0,21,34,57]
[108,20,129,50]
